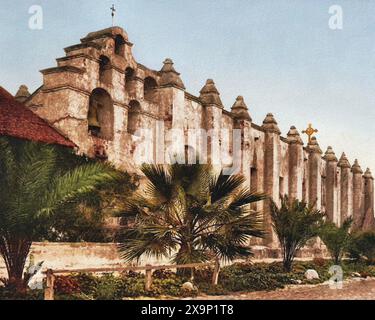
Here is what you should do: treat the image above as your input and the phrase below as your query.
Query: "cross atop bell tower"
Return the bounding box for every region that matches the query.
[302,123,318,144]
[110,4,116,27]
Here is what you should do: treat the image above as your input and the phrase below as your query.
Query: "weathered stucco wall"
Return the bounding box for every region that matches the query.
[24,26,375,248]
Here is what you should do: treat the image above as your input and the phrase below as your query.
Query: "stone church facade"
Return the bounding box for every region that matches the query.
[19,26,374,245]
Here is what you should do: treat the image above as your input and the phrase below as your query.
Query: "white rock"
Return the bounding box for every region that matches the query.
[351,272,361,278]
[182,282,196,291]
[291,279,302,285]
[304,269,320,280]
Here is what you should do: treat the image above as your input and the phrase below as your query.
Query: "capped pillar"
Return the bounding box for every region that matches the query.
[231,96,252,122]
[352,159,364,230]
[262,113,281,246]
[158,58,186,128]
[287,126,304,200]
[363,168,375,231]
[158,59,186,163]
[307,137,323,210]
[338,153,352,225]
[323,146,338,224]
[231,96,252,182]
[199,79,224,108]
[159,58,185,90]
[200,79,223,165]
[15,85,30,103]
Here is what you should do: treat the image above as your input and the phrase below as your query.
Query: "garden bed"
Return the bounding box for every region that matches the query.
[2,258,375,300]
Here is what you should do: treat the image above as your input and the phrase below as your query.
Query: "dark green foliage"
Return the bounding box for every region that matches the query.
[219,269,288,292]
[349,231,375,263]
[0,137,120,289]
[0,287,44,300]
[53,271,188,300]
[118,163,266,266]
[319,218,353,264]
[54,275,81,295]
[270,196,325,272]
[49,172,138,242]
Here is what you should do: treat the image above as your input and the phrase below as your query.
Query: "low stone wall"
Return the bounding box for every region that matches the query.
[0,242,329,280]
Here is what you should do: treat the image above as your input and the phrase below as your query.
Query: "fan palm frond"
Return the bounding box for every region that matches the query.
[118,161,266,266]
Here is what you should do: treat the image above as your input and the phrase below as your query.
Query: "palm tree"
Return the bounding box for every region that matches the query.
[118,163,266,268]
[0,137,120,291]
[270,196,325,272]
[320,218,353,265]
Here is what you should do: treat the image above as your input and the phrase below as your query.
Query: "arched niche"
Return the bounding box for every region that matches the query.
[114,35,126,56]
[144,77,158,102]
[125,67,135,93]
[128,100,142,135]
[88,88,114,140]
[99,55,111,84]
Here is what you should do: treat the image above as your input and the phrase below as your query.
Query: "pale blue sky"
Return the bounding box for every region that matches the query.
[1,0,375,170]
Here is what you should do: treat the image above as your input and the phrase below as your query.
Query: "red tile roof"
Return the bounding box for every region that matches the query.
[0,86,76,148]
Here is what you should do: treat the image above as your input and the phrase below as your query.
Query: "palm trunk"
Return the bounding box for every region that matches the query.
[0,236,32,293]
[283,244,296,273]
[176,241,195,278]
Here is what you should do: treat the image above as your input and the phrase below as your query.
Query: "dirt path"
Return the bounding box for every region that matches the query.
[193,278,375,300]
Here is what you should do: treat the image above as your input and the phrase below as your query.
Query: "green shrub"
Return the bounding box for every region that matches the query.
[290,261,332,282]
[0,287,44,300]
[94,274,122,300]
[57,271,189,299]
[319,218,352,264]
[349,231,375,263]
[117,276,147,298]
[54,275,81,295]
[218,262,293,292]
[71,273,98,296]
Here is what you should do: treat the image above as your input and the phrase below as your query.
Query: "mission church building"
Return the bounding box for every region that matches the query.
[14,25,374,245]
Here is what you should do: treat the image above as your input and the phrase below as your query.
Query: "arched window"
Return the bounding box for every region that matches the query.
[125,67,135,92]
[128,100,141,135]
[99,55,111,84]
[114,35,125,56]
[144,77,158,101]
[88,88,114,140]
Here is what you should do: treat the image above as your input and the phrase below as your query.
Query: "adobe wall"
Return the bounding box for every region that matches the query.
[24,26,375,247]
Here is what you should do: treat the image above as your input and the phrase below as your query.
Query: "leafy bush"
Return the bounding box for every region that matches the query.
[349,231,375,263]
[53,271,188,300]
[319,218,353,264]
[218,262,292,292]
[95,274,122,300]
[0,287,44,300]
[54,276,81,295]
[71,273,98,296]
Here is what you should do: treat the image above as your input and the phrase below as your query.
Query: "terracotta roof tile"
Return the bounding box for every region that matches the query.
[0,86,76,148]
